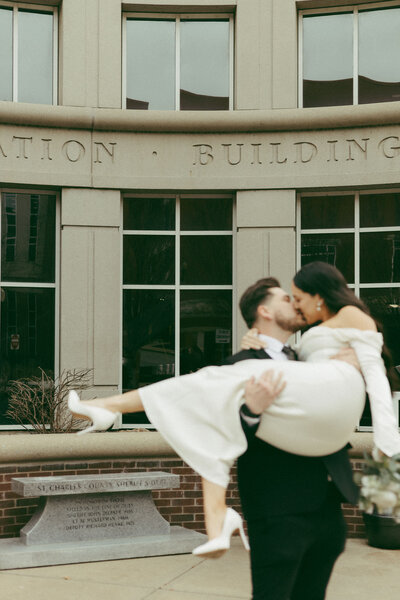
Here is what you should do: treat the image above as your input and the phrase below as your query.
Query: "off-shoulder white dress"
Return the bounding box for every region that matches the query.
[139,327,400,487]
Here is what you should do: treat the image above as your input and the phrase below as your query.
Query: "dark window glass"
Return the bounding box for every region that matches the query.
[0,287,55,424]
[180,20,229,111]
[180,236,232,285]
[303,13,353,107]
[123,236,175,285]
[360,232,400,283]
[123,197,175,230]
[359,8,400,104]
[126,19,175,110]
[1,193,56,283]
[180,290,232,374]
[360,193,400,228]
[0,7,12,102]
[360,288,400,393]
[181,197,232,231]
[301,233,354,283]
[122,289,175,424]
[301,195,354,229]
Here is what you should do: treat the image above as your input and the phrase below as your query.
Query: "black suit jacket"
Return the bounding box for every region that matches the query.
[224,348,359,520]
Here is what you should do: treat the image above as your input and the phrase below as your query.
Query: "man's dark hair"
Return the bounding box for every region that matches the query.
[239,277,281,328]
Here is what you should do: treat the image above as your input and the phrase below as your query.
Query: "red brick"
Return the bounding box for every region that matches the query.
[172,498,195,506]
[160,506,183,514]
[4,508,27,517]
[172,514,194,522]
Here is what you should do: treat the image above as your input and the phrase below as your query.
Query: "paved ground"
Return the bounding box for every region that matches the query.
[0,538,397,600]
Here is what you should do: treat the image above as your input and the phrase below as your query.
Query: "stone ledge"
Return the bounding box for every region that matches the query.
[0,432,176,464]
[0,430,372,464]
[1,100,400,133]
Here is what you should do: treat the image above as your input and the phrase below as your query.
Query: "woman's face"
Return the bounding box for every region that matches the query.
[291,282,322,325]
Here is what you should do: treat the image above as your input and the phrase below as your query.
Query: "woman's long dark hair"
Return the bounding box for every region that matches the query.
[293,261,398,389]
[293,261,368,315]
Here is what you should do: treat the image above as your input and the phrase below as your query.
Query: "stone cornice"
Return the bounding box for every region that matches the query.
[1,101,400,134]
[0,431,372,464]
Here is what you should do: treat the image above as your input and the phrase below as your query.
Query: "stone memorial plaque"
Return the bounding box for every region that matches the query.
[12,472,179,497]
[0,472,207,568]
[21,491,170,545]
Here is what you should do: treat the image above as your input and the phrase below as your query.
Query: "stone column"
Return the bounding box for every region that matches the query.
[58,0,122,108]
[60,188,120,395]
[236,189,296,345]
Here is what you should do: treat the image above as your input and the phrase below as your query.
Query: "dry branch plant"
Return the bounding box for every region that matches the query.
[6,368,92,433]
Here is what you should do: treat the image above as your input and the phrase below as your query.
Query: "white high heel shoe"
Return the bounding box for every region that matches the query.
[192,508,250,559]
[68,390,119,435]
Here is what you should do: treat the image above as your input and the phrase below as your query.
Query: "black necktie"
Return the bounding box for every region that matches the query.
[282,345,297,361]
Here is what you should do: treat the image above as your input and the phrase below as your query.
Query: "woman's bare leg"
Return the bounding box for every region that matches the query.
[71,389,144,420]
[202,478,227,539]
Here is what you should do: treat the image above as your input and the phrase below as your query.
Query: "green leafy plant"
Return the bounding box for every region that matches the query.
[355,449,400,521]
[6,368,92,434]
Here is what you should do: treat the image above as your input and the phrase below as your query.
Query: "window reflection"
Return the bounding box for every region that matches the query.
[360,193,400,228]
[359,8,400,104]
[123,235,175,285]
[1,193,56,283]
[181,236,232,285]
[123,290,175,424]
[360,232,400,283]
[301,195,354,229]
[122,195,233,426]
[0,7,12,101]
[181,197,232,230]
[0,288,55,424]
[180,290,232,374]
[301,233,354,283]
[180,20,229,110]
[125,17,230,111]
[303,13,353,107]
[18,10,53,105]
[123,197,175,231]
[126,19,176,110]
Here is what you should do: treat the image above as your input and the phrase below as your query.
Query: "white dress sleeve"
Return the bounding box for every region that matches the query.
[347,330,400,457]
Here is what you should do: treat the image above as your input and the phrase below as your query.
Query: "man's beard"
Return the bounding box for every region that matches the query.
[275,310,305,333]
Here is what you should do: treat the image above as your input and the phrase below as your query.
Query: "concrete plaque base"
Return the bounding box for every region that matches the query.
[0,526,206,569]
[1,472,207,569]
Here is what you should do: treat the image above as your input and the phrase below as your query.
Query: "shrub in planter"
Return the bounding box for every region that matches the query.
[6,368,92,433]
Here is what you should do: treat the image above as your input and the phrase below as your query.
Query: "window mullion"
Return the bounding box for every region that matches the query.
[175,17,180,111]
[354,192,360,297]
[52,7,58,105]
[175,195,180,376]
[122,15,127,109]
[353,9,358,106]
[298,13,303,108]
[229,15,234,110]
[12,5,18,101]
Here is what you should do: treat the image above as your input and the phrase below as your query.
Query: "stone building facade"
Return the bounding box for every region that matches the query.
[0,0,399,539]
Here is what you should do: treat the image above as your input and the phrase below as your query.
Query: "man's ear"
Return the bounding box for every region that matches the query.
[256,304,272,321]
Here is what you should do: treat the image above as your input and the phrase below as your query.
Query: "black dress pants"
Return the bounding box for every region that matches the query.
[246,493,347,600]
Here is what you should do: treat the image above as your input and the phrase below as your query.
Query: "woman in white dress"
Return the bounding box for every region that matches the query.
[68,262,400,558]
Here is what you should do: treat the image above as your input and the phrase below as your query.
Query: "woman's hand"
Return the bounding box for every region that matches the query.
[244,370,286,415]
[241,328,266,350]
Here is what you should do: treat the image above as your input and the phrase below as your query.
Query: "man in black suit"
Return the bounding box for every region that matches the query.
[225,277,360,600]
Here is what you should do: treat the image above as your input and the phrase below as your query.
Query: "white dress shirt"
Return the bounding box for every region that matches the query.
[258,334,290,361]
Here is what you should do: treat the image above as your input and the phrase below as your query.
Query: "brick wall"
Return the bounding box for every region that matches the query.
[0,457,366,540]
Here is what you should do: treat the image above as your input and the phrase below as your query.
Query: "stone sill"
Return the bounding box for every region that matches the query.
[1,100,400,133]
[0,430,372,465]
